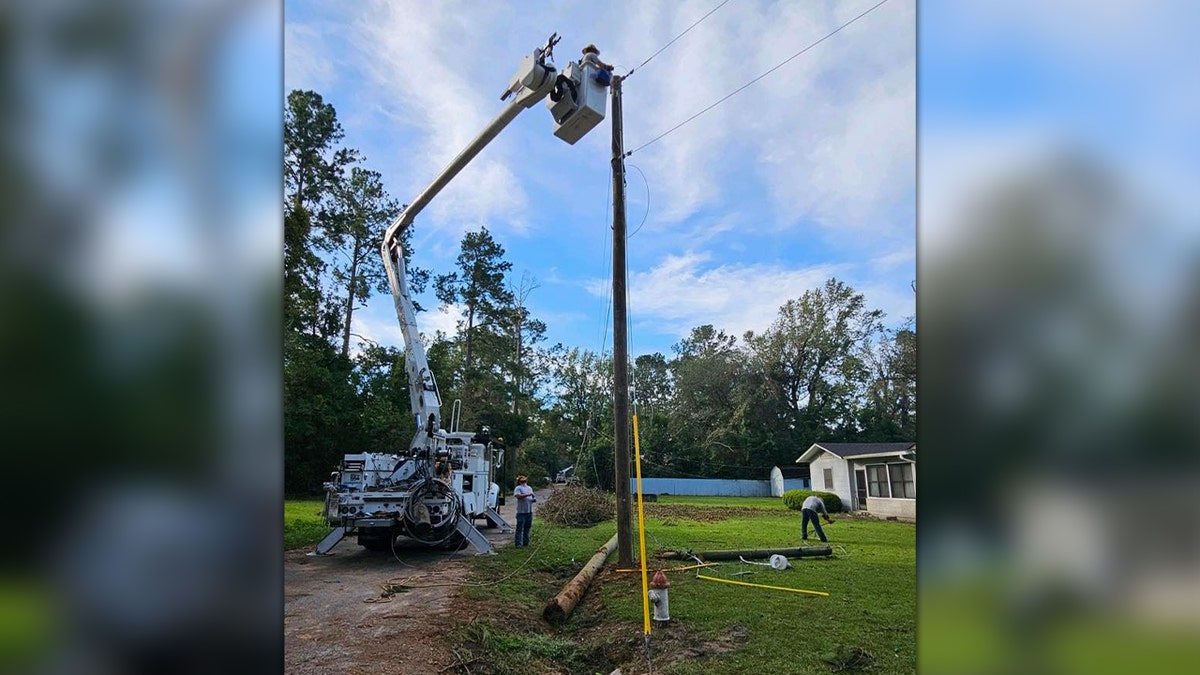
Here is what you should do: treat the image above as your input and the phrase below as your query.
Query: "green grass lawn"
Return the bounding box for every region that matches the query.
[284,495,1199,674]
[284,499,327,550]
[458,495,916,674]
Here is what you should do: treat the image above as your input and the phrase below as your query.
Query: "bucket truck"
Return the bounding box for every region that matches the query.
[314,34,608,555]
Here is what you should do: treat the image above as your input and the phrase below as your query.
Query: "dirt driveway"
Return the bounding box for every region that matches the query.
[284,490,542,675]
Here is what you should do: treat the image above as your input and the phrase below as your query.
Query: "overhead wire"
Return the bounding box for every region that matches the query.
[615,0,895,535]
[626,164,651,240]
[568,169,614,489]
[625,0,894,158]
[625,0,734,79]
[597,171,614,358]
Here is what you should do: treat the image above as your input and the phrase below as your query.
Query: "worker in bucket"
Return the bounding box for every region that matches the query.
[581,44,614,86]
[800,494,835,543]
[513,475,536,547]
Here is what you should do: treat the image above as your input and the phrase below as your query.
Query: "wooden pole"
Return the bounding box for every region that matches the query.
[543,532,620,624]
[610,74,633,568]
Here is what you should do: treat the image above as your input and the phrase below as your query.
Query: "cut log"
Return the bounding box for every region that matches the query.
[542,532,619,624]
[658,546,832,561]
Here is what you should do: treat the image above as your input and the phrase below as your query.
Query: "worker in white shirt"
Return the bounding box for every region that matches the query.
[581,44,614,86]
[513,475,536,547]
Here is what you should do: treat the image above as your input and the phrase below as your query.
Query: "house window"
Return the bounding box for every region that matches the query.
[888,463,915,499]
[823,468,833,490]
[867,465,889,498]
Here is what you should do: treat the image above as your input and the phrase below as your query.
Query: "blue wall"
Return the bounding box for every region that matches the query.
[630,478,772,497]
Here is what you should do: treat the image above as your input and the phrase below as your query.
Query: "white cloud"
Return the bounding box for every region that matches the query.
[350,311,406,352]
[284,23,335,92]
[351,302,462,358]
[857,278,916,326]
[870,245,915,271]
[424,303,465,338]
[589,251,847,340]
[292,0,917,355]
[610,0,914,247]
[349,0,529,236]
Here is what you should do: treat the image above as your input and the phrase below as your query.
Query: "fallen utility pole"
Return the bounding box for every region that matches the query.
[543,532,620,624]
[658,545,833,561]
[610,73,633,569]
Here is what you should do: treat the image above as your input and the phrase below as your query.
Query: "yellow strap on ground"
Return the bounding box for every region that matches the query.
[695,574,830,597]
[633,413,651,636]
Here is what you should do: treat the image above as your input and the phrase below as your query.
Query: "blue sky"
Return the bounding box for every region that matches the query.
[285,0,915,358]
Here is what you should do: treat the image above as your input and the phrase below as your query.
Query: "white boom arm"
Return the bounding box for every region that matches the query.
[381,35,561,454]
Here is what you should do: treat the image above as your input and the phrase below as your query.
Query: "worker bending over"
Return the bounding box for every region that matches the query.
[801,495,835,543]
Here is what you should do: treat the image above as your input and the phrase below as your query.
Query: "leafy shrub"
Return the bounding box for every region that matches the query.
[782,489,842,513]
[538,486,615,527]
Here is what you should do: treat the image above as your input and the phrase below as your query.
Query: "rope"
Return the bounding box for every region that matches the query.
[696,573,829,597]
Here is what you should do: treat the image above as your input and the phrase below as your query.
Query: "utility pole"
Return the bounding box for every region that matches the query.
[610,74,633,568]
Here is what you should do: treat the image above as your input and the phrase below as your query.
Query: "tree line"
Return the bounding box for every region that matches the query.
[284,88,915,496]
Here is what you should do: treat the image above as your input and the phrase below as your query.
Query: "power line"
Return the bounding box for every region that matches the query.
[625,0,894,158]
[626,164,651,239]
[597,171,614,358]
[626,0,734,79]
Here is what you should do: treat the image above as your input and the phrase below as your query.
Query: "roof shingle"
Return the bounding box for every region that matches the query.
[811,442,915,458]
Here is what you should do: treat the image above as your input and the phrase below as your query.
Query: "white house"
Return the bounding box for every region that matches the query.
[769,465,810,497]
[795,442,916,519]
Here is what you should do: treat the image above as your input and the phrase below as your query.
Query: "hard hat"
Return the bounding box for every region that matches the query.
[769,554,791,570]
[582,44,599,54]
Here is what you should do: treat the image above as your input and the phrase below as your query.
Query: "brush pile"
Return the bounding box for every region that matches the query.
[538,485,615,527]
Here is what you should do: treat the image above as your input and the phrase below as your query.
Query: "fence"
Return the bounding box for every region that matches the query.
[629,477,773,497]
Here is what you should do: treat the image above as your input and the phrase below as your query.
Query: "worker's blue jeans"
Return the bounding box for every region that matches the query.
[515,512,533,547]
[801,508,827,542]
